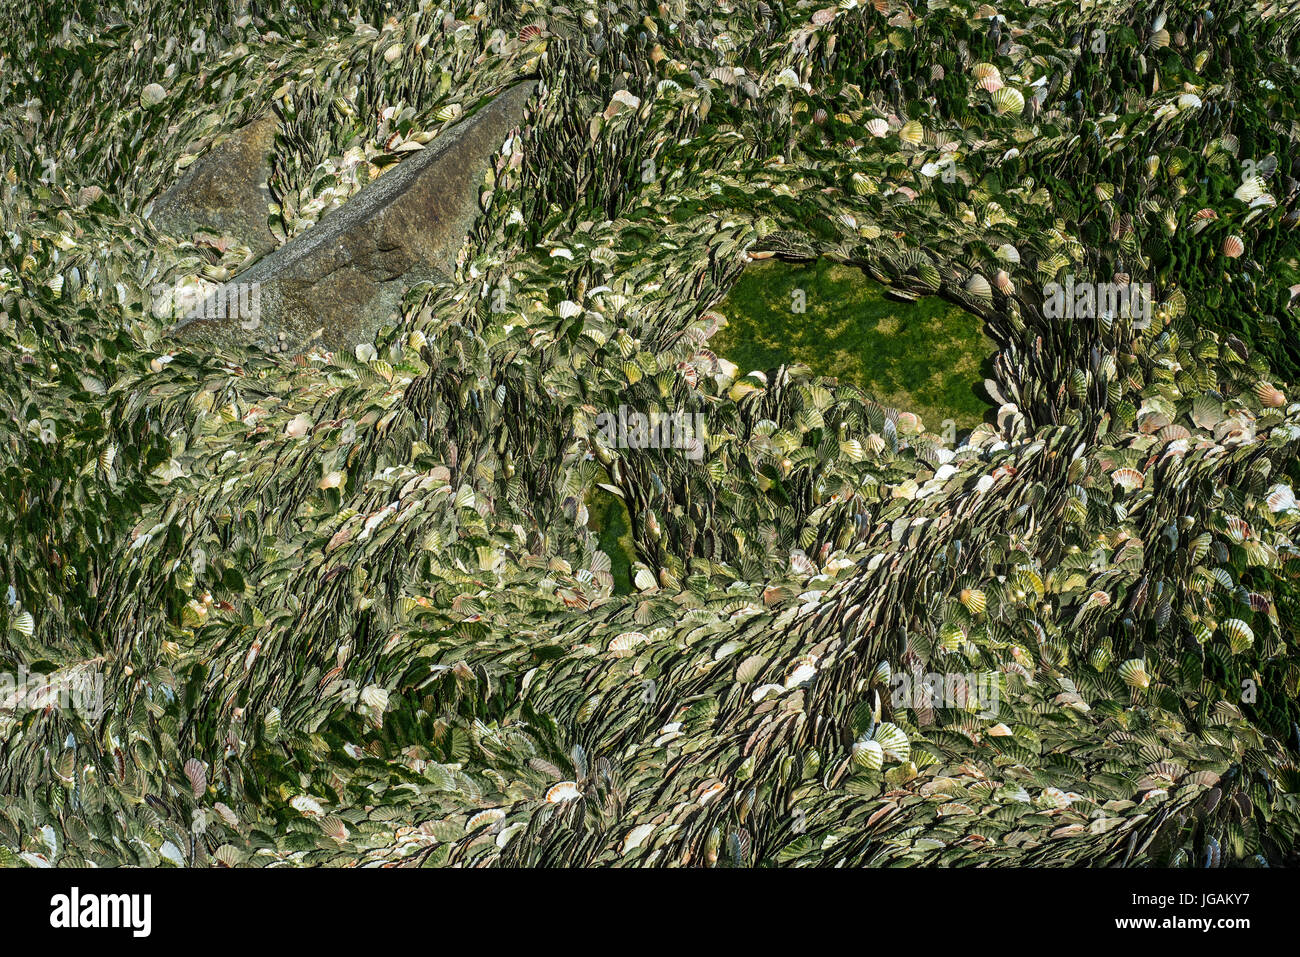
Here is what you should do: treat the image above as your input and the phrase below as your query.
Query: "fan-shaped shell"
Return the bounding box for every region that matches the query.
[1112,467,1144,490]
[1119,659,1150,690]
[1254,382,1285,407]
[991,88,1025,116]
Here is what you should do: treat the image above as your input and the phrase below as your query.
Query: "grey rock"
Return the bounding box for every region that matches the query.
[150,112,279,257]
[171,80,536,355]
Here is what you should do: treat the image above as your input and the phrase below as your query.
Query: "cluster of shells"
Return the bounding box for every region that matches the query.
[1,0,1299,870]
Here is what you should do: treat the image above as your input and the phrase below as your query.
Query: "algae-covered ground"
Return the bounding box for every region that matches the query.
[711,258,996,431]
[587,487,635,595]
[4,0,1300,878]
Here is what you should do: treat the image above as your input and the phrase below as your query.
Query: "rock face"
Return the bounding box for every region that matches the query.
[150,112,279,257]
[171,81,536,355]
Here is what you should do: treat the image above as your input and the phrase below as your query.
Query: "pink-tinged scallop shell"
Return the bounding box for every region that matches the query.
[977,75,1004,93]
[1156,423,1190,444]
[1224,516,1251,542]
[865,118,889,138]
[1112,467,1144,490]
[693,347,720,372]
[789,551,818,577]
[518,23,544,42]
[1138,411,1171,434]
[1191,208,1219,234]
[1222,235,1245,258]
[1254,381,1285,407]
[1266,485,1297,512]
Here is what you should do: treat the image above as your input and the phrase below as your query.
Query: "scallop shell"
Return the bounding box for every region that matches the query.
[991,88,1025,116]
[899,120,924,145]
[140,83,167,107]
[1265,484,1297,513]
[184,758,207,799]
[1119,659,1151,690]
[790,551,818,577]
[960,588,986,615]
[851,738,884,771]
[1191,207,1218,234]
[872,722,910,761]
[965,272,992,301]
[466,808,505,831]
[1222,235,1245,258]
[1254,382,1285,407]
[1112,467,1144,490]
[608,631,647,656]
[546,781,583,803]
[1219,618,1254,654]
[290,794,324,816]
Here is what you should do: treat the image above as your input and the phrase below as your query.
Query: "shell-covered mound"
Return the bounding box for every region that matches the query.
[1,0,1300,868]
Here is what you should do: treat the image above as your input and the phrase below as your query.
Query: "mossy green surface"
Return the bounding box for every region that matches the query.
[711,258,997,431]
[587,486,636,595]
